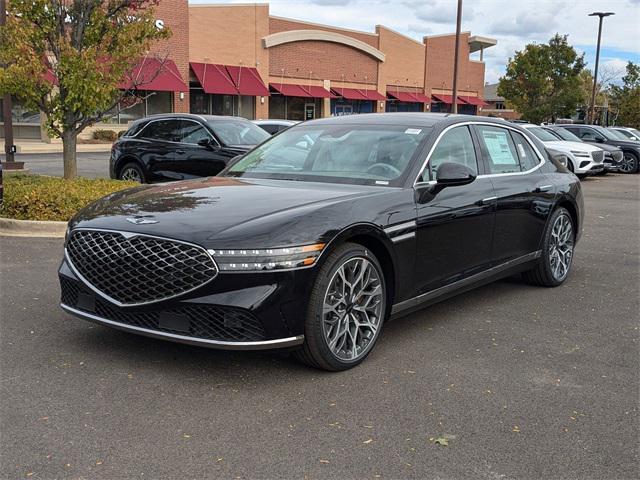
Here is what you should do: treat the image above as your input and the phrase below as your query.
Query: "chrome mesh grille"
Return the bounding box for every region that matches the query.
[591,150,604,164]
[66,230,217,305]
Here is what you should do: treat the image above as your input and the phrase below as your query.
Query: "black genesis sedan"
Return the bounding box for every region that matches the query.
[60,114,583,371]
[109,114,270,183]
[555,124,640,174]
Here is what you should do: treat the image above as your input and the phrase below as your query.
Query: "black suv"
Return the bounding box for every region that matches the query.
[555,124,640,174]
[110,114,270,183]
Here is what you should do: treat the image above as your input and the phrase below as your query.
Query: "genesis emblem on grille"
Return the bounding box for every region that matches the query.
[126,216,159,225]
[66,230,218,306]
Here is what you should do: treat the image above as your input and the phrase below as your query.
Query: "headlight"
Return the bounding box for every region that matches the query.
[570,150,591,158]
[208,243,325,271]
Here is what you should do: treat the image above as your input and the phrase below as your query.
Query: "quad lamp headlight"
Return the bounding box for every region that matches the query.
[208,243,325,272]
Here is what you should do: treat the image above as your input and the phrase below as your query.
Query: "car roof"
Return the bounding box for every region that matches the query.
[137,113,251,124]
[305,112,514,128]
[253,119,299,125]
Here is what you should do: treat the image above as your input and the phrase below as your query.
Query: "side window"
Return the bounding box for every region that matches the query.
[477,125,521,174]
[510,131,540,170]
[180,121,211,144]
[424,126,478,181]
[140,120,182,142]
[261,125,279,135]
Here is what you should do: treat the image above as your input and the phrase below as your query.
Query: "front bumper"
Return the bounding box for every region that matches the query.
[58,256,314,350]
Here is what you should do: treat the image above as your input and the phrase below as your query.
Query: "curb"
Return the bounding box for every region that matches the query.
[0,217,67,238]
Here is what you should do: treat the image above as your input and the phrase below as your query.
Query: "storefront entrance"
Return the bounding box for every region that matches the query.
[190,89,256,120]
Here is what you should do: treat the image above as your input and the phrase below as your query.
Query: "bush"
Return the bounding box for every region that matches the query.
[93,129,118,141]
[0,174,137,221]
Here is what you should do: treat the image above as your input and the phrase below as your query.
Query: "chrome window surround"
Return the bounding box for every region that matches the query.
[414,121,547,186]
[132,117,220,148]
[65,228,220,308]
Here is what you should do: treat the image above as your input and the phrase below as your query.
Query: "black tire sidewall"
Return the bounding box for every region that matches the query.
[539,207,574,286]
[304,243,387,371]
[119,162,145,183]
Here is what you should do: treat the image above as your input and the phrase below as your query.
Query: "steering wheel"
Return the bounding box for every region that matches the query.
[366,163,401,178]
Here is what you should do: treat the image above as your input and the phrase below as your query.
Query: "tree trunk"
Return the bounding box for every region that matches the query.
[62,128,78,179]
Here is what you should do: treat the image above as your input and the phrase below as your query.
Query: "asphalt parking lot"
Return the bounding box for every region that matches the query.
[7,152,110,178]
[1,173,638,479]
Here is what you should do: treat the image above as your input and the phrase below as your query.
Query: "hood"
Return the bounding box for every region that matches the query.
[607,139,640,149]
[542,140,601,153]
[70,177,389,247]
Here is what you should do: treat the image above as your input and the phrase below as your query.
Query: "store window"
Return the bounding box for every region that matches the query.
[102,91,174,125]
[268,96,321,121]
[189,88,256,120]
[0,97,40,124]
[386,101,422,113]
[330,99,374,116]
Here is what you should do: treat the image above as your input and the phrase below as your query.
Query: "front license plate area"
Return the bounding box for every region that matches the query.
[158,312,190,333]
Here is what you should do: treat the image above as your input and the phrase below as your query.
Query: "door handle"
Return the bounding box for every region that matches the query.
[533,185,552,193]
[175,150,185,154]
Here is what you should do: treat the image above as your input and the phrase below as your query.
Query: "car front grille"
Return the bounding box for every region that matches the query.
[591,150,604,164]
[66,230,218,306]
[60,277,266,342]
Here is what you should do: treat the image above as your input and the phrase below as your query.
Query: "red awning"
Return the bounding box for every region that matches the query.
[333,87,385,101]
[387,91,419,102]
[190,62,238,95]
[270,83,313,98]
[225,65,270,96]
[431,94,466,105]
[42,69,58,86]
[412,92,432,104]
[461,96,489,106]
[302,85,336,98]
[120,58,187,92]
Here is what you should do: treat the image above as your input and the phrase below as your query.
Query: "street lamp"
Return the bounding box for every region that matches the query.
[588,11,615,124]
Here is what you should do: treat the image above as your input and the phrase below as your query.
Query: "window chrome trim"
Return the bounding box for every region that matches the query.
[414,121,546,185]
[61,303,305,350]
[65,228,219,308]
[132,117,221,147]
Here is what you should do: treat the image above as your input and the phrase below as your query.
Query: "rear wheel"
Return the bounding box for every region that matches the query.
[619,152,639,174]
[118,162,145,183]
[524,207,575,287]
[294,243,387,371]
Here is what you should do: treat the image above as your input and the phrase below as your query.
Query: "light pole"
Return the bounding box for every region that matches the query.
[1,0,16,165]
[451,0,463,114]
[588,11,614,124]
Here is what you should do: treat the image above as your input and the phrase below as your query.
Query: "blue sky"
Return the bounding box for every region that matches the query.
[190,0,640,84]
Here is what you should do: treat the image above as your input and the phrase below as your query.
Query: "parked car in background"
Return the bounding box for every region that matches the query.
[60,114,583,370]
[608,126,640,142]
[110,114,270,183]
[555,124,640,174]
[253,119,299,135]
[543,126,622,173]
[521,124,604,177]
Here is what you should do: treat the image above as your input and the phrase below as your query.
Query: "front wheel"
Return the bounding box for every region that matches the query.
[294,243,387,371]
[619,152,639,174]
[523,207,575,287]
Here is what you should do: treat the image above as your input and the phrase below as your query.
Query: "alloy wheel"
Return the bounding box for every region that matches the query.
[548,213,574,282]
[121,167,142,182]
[322,257,384,362]
[619,153,637,173]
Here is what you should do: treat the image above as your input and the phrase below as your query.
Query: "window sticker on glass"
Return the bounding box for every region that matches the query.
[405,128,422,135]
[482,130,516,164]
[517,143,526,158]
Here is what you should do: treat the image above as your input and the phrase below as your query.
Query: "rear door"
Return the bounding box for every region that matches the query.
[138,119,183,181]
[473,124,554,264]
[414,125,496,294]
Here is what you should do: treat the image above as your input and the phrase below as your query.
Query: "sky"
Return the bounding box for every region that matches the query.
[189,0,640,84]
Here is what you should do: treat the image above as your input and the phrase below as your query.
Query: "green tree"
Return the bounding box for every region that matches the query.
[498,34,585,124]
[608,62,640,128]
[0,0,170,178]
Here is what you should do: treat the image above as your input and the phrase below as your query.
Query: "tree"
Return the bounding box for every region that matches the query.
[0,0,170,178]
[497,34,585,124]
[608,62,640,128]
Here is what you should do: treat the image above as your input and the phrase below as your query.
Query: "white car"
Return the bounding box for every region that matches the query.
[608,126,640,142]
[521,124,604,176]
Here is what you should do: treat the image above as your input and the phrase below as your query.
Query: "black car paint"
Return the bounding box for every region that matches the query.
[109,114,260,183]
[62,114,583,347]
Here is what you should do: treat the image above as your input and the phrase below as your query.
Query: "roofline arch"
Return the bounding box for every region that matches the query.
[263,30,386,62]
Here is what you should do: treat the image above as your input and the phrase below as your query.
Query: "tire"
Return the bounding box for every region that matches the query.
[567,160,575,173]
[619,152,639,174]
[294,242,387,371]
[118,162,146,183]
[523,207,575,287]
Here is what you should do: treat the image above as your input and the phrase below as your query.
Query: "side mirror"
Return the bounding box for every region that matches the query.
[436,162,476,187]
[197,138,212,147]
[594,136,605,143]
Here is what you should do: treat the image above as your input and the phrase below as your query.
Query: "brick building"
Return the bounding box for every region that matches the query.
[1,1,497,139]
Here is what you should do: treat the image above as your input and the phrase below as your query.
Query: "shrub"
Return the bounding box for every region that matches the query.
[93,129,118,141]
[0,174,137,221]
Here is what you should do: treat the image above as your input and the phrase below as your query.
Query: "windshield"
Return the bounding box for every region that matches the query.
[207,119,270,146]
[608,128,634,141]
[527,127,560,142]
[222,124,431,186]
[591,125,623,141]
[552,127,582,142]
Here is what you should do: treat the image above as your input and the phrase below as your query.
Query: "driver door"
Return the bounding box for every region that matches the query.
[414,125,496,294]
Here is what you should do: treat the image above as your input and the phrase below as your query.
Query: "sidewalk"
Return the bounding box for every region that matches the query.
[1,140,112,154]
